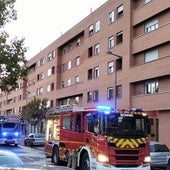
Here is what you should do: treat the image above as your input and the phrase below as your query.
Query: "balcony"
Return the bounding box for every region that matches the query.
[132,24,170,54]
[132,0,170,26]
[56,82,84,99]
[131,91,170,111]
[129,56,170,83]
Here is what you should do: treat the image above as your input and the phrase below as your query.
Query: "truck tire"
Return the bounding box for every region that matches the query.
[52,146,60,165]
[80,152,90,170]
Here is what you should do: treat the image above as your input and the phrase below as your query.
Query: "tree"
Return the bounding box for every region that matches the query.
[0,0,28,92]
[22,97,48,122]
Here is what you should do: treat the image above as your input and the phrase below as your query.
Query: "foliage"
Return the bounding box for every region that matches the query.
[0,0,28,92]
[22,97,48,122]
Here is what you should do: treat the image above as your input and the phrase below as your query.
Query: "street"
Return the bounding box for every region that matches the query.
[0,144,72,170]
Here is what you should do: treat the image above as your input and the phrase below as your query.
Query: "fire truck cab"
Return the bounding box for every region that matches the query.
[45,105,151,170]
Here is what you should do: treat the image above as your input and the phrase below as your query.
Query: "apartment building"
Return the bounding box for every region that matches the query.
[0,0,170,145]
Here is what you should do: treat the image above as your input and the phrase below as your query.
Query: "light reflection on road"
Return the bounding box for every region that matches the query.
[0,144,72,170]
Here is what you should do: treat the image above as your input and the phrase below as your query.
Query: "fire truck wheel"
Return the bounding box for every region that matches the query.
[52,146,60,165]
[80,152,90,170]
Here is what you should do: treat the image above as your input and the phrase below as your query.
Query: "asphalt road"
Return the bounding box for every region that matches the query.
[0,144,72,170]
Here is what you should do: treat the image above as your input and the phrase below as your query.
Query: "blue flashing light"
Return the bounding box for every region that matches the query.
[2,132,7,136]
[97,105,113,114]
[14,132,19,137]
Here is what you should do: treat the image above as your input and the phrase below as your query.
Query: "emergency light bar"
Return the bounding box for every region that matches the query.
[96,105,113,112]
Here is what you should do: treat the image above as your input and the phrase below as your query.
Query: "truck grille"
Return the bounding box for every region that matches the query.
[109,148,141,167]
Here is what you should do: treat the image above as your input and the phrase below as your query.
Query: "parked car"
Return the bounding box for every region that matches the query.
[150,141,170,170]
[24,133,45,146]
[0,149,23,167]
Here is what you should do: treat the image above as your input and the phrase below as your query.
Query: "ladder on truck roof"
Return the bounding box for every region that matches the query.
[47,104,87,115]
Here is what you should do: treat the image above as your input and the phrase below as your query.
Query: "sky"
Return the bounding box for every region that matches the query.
[5,0,108,60]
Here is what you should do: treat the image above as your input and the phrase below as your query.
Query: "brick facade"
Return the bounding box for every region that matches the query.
[0,0,170,146]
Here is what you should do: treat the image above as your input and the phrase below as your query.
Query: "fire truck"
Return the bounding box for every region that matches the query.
[0,115,21,146]
[45,105,151,170]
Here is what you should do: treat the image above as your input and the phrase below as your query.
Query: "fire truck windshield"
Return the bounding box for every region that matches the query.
[99,112,148,138]
[1,122,19,129]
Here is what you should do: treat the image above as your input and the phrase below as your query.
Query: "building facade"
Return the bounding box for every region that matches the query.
[0,0,170,145]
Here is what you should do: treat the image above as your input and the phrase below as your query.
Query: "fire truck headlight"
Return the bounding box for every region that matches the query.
[2,132,7,136]
[97,154,109,163]
[14,132,19,137]
[144,156,151,163]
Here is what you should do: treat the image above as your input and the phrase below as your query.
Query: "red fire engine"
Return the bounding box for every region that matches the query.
[45,105,151,170]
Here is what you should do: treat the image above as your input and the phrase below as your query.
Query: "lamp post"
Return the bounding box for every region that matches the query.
[106,51,122,109]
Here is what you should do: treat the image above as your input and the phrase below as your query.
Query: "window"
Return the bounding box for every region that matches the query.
[37,87,43,95]
[145,19,158,33]
[145,81,158,94]
[63,114,71,130]
[116,31,123,44]
[47,83,54,92]
[94,67,99,78]
[145,0,151,4]
[117,5,123,18]
[95,20,100,32]
[47,66,55,77]
[47,69,51,77]
[47,84,51,92]
[68,61,71,70]
[87,90,99,102]
[93,90,99,102]
[68,44,72,51]
[37,57,44,67]
[75,76,79,83]
[108,61,114,74]
[67,79,71,86]
[89,25,94,36]
[107,87,113,99]
[37,72,44,81]
[88,69,92,80]
[88,46,93,57]
[108,36,114,49]
[76,38,80,47]
[145,49,158,62]
[87,91,93,102]
[76,56,80,66]
[108,11,114,24]
[61,81,64,88]
[46,100,53,108]
[48,52,53,61]
[94,43,100,55]
[75,96,79,104]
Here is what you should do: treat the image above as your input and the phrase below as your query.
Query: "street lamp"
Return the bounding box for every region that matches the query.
[106,50,123,109]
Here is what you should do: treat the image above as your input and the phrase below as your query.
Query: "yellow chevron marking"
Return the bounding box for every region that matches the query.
[106,136,147,149]
[121,139,134,148]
